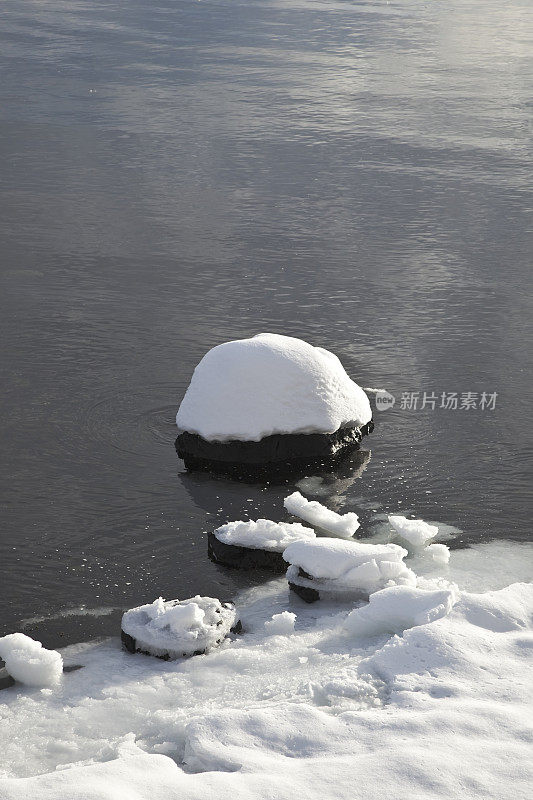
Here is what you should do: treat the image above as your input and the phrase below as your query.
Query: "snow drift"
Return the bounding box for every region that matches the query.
[0,569,531,800]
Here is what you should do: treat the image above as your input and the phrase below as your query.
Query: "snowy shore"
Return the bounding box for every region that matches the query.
[0,540,532,800]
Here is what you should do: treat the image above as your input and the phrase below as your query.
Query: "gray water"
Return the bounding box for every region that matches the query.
[1,0,532,646]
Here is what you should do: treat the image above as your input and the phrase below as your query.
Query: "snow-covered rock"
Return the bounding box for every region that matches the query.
[214,519,315,552]
[388,515,438,548]
[284,538,416,598]
[121,596,238,659]
[284,491,360,538]
[343,585,458,638]
[0,633,63,687]
[176,333,372,442]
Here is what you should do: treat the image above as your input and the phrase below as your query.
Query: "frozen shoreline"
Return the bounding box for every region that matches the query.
[0,540,532,799]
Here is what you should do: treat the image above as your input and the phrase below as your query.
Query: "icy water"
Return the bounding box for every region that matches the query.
[0,0,531,646]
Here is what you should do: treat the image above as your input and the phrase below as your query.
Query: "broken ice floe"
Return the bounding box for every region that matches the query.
[284,491,360,538]
[0,633,63,687]
[283,538,416,603]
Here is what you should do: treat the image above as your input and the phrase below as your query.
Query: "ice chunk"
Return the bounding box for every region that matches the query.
[343,586,457,638]
[264,612,297,635]
[214,519,315,552]
[284,538,416,595]
[0,633,62,687]
[388,515,438,548]
[176,333,371,441]
[424,543,450,565]
[121,596,237,659]
[284,491,360,538]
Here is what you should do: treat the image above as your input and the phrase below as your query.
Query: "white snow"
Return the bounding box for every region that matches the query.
[423,542,451,564]
[121,596,237,659]
[388,514,438,548]
[214,518,315,552]
[176,333,372,442]
[343,585,457,638]
[284,491,360,537]
[283,538,416,595]
[264,611,296,635]
[0,633,62,688]
[0,567,531,799]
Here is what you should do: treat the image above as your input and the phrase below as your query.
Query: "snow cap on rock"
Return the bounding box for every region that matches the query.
[176,333,372,442]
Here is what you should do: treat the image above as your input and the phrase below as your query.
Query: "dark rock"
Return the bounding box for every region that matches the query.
[207,532,288,573]
[288,582,320,603]
[176,420,374,479]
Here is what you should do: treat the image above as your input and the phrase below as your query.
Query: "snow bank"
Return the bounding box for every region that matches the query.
[388,515,438,548]
[343,585,457,638]
[0,576,531,800]
[214,519,315,552]
[0,633,62,687]
[284,538,416,595]
[176,333,372,442]
[284,491,360,538]
[121,596,237,659]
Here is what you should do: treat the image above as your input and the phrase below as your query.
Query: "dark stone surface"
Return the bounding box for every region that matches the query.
[288,582,320,603]
[208,532,288,573]
[176,420,374,479]
[0,662,83,691]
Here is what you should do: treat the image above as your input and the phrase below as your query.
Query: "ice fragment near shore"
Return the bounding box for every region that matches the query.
[388,515,438,548]
[0,633,63,687]
[285,491,360,538]
[343,585,457,638]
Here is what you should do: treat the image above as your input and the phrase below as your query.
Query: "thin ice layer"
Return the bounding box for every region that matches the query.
[176,334,372,442]
[0,633,63,687]
[214,519,315,552]
[121,596,237,658]
[284,491,360,538]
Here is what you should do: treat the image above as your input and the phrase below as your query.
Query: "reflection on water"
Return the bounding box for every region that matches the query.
[0,0,531,640]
